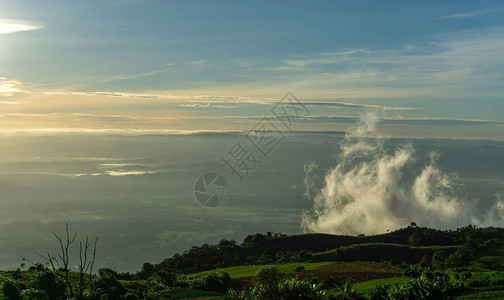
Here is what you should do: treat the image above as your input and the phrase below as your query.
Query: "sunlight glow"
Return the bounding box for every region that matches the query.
[0,20,43,34]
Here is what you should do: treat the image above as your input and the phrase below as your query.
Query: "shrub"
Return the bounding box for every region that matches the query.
[202,272,235,292]
[445,247,473,268]
[370,284,388,300]
[226,278,324,300]
[373,271,467,300]
[150,271,177,287]
[278,278,324,299]
[30,270,66,300]
[1,280,22,300]
[432,250,448,270]
[20,288,49,300]
[332,281,359,299]
[295,265,306,272]
[253,266,284,298]
[94,275,126,299]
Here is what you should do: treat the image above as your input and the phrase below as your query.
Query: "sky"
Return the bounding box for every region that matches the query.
[1,0,504,139]
[1,1,504,271]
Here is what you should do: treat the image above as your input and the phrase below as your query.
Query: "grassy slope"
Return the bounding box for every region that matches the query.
[350,277,410,297]
[188,261,403,284]
[187,262,334,278]
[165,288,222,299]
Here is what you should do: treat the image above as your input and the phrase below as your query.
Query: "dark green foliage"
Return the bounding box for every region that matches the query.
[12,269,22,280]
[331,281,361,300]
[1,280,22,300]
[28,263,47,272]
[370,284,388,300]
[431,250,448,269]
[98,267,119,278]
[321,276,338,289]
[30,270,66,300]
[157,239,241,274]
[407,228,459,247]
[203,272,235,293]
[445,246,474,267]
[152,271,177,286]
[138,262,155,279]
[420,254,432,268]
[154,226,504,275]
[466,272,504,288]
[278,278,324,299]
[227,277,324,300]
[123,281,149,299]
[253,266,284,299]
[20,288,49,300]
[94,275,126,299]
[368,271,467,300]
[295,264,306,272]
[313,243,458,265]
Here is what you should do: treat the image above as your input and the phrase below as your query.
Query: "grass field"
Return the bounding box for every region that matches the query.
[455,289,504,299]
[187,262,334,278]
[188,261,403,285]
[351,277,410,297]
[165,288,222,299]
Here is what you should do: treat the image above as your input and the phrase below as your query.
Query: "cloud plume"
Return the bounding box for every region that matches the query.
[302,112,504,235]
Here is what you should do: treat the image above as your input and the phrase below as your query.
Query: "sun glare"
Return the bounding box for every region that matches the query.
[0,20,42,34]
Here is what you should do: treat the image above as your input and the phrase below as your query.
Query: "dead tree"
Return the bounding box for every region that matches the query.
[53,221,77,298]
[78,236,98,300]
[33,252,58,271]
[89,237,98,300]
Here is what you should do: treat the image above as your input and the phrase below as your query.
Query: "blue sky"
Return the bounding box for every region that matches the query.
[1,0,504,139]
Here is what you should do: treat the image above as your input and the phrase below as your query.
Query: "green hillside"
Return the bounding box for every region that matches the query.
[2,224,504,299]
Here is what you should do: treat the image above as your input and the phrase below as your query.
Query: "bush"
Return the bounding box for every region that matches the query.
[278,278,324,299]
[20,288,49,300]
[95,275,126,299]
[370,284,388,300]
[1,280,22,300]
[150,271,177,287]
[30,270,66,300]
[202,272,235,292]
[467,272,504,288]
[226,278,324,300]
[331,281,360,299]
[445,247,473,268]
[295,265,306,272]
[371,271,467,300]
[432,250,448,270]
[253,266,284,298]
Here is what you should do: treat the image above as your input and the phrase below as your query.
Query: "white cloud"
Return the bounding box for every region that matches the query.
[186,60,207,66]
[0,19,43,34]
[302,113,504,235]
[439,6,504,19]
[269,27,504,99]
[0,78,24,96]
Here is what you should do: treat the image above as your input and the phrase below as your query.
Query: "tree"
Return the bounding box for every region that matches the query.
[1,280,22,300]
[31,269,66,299]
[36,221,99,300]
[139,262,155,279]
[78,235,98,299]
[253,266,284,299]
[52,221,77,298]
